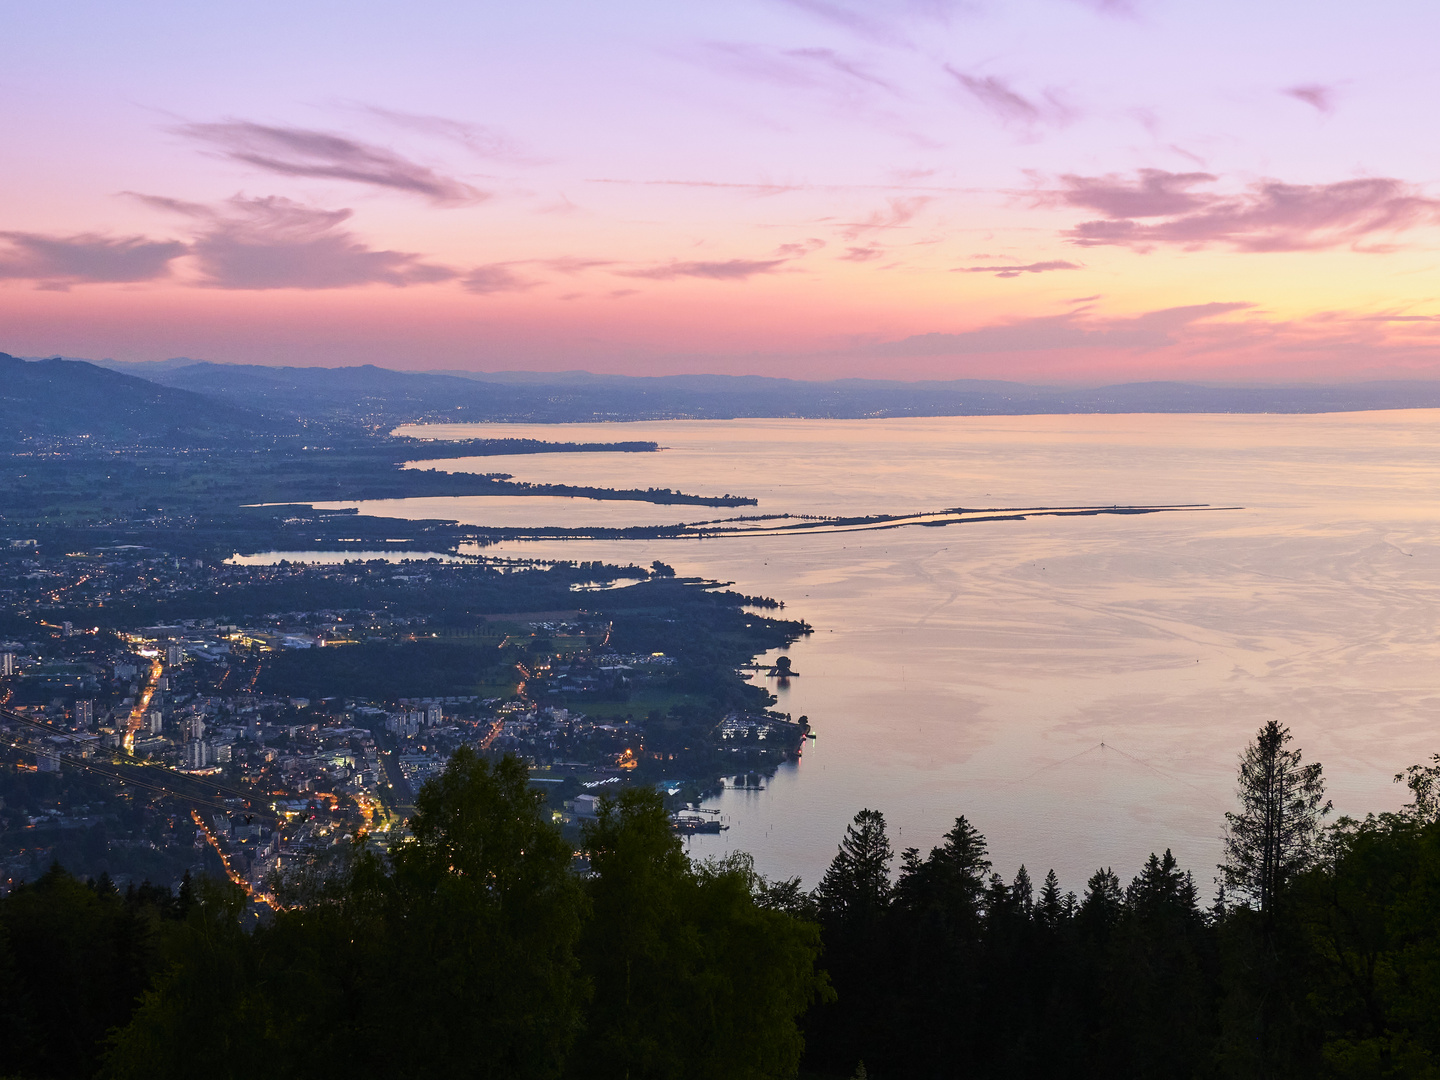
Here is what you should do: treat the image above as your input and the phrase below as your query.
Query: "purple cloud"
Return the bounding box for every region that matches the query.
[189,196,456,289]
[959,260,1081,278]
[947,68,1075,129]
[122,193,213,218]
[839,245,884,261]
[462,264,538,294]
[1060,173,1440,252]
[1283,84,1337,114]
[0,231,186,287]
[541,257,617,274]
[619,258,789,281]
[874,302,1249,355]
[1057,169,1216,218]
[176,120,486,205]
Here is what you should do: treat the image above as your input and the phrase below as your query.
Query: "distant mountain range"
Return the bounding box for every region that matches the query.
[9,352,1440,445]
[0,353,278,448]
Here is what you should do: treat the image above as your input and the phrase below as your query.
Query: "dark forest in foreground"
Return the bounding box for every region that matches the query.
[4,724,1440,1080]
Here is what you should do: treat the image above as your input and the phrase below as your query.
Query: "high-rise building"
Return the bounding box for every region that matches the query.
[166,643,183,667]
[148,710,163,734]
[73,699,95,728]
[184,740,213,769]
[425,704,443,727]
[61,621,73,637]
[1,653,15,676]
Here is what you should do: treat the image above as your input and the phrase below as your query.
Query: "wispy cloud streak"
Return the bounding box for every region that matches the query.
[947,68,1076,129]
[462,264,537,294]
[618,258,789,281]
[959,260,1081,278]
[1283,84,1337,114]
[176,120,486,205]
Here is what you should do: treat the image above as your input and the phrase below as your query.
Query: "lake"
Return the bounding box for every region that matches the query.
[315,412,1440,895]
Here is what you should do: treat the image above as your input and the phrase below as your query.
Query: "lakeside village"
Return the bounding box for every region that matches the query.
[0,543,811,898]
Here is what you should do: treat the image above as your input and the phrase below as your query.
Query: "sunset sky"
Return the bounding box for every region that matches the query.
[3,0,1438,381]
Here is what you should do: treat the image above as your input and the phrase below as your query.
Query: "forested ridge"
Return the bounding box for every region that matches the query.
[4,724,1440,1079]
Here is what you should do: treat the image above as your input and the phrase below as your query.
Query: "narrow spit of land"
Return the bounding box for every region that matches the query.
[449,502,1241,544]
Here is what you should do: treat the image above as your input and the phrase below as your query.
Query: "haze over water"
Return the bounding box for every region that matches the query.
[325,412,1440,891]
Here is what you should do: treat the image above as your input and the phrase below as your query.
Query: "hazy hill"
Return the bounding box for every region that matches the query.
[127,361,519,423]
[0,353,280,448]
[92,358,1440,425]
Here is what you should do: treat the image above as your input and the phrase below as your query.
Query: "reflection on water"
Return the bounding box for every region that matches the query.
[357,413,1440,890]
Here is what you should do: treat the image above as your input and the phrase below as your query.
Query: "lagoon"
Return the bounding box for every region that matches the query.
[327,412,1440,892]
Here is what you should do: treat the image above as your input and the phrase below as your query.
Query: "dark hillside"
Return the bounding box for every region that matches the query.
[0,353,281,448]
[140,361,528,424]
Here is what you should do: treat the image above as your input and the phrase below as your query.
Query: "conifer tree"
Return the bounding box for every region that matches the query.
[1078,868,1124,939]
[1036,869,1066,930]
[1221,720,1330,915]
[1126,850,1189,916]
[892,815,990,919]
[814,809,893,927]
[1011,865,1035,916]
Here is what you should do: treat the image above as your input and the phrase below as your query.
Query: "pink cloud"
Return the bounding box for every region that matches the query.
[958,260,1081,278]
[0,231,186,287]
[462,264,538,294]
[188,196,456,289]
[541,257,617,274]
[774,239,826,257]
[1057,172,1440,252]
[618,258,790,281]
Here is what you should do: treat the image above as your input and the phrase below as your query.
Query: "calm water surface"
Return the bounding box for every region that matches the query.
[317,413,1440,892]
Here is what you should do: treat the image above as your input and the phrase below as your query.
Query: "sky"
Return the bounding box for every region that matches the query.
[2,0,1438,382]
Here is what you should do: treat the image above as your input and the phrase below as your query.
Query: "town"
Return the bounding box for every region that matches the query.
[0,542,810,898]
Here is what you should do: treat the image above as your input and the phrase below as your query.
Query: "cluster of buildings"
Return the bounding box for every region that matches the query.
[0,546,802,895]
